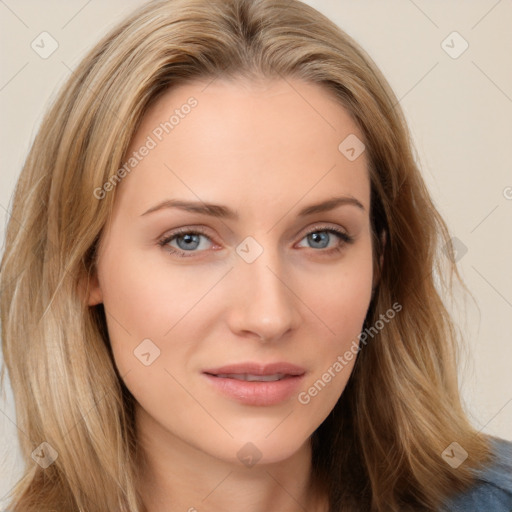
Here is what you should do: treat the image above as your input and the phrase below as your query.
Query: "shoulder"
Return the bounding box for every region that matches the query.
[440,436,512,511]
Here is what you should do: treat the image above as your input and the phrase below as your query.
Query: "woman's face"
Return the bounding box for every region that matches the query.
[89,77,374,466]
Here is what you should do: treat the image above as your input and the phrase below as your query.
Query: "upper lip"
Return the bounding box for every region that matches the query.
[203,362,306,376]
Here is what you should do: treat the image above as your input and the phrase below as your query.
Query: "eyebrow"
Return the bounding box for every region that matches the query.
[141,195,365,219]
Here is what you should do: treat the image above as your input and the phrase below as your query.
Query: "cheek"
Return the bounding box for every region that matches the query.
[96,247,234,404]
[295,246,373,412]
[305,244,374,341]
[98,248,212,337]
[96,251,214,425]
[318,269,372,330]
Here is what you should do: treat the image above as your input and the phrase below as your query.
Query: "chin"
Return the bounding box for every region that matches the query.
[204,424,315,468]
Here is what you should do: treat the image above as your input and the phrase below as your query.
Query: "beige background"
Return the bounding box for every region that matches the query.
[1,0,511,505]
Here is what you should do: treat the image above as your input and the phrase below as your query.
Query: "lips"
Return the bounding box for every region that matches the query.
[214,373,287,382]
[203,362,306,406]
[203,362,305,379]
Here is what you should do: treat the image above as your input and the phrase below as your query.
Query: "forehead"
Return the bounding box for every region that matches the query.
[115,76,370,219]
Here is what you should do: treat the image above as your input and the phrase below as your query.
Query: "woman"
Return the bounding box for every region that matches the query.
[1,0,510,510]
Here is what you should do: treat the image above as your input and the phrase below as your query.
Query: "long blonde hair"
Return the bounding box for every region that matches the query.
[0,0,492,510]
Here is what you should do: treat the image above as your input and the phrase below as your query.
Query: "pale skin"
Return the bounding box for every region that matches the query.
[88,76,378,511]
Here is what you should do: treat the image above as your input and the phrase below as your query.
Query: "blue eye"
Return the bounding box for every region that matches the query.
[299,227,354,251]
[158,228,213,258]
[158,225,354,259]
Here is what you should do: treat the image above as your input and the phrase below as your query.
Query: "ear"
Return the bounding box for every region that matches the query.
[85,267,103,306]
[372,230,386,291]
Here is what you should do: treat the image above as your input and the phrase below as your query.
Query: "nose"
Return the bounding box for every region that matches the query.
[226,243,301,343]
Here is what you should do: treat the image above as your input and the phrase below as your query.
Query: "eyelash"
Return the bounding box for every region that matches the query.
[158,225,355,259]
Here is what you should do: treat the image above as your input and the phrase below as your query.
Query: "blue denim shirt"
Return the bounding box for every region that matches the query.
[440,436,512,511]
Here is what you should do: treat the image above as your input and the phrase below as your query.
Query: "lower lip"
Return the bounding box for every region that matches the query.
[203,373,305,406]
